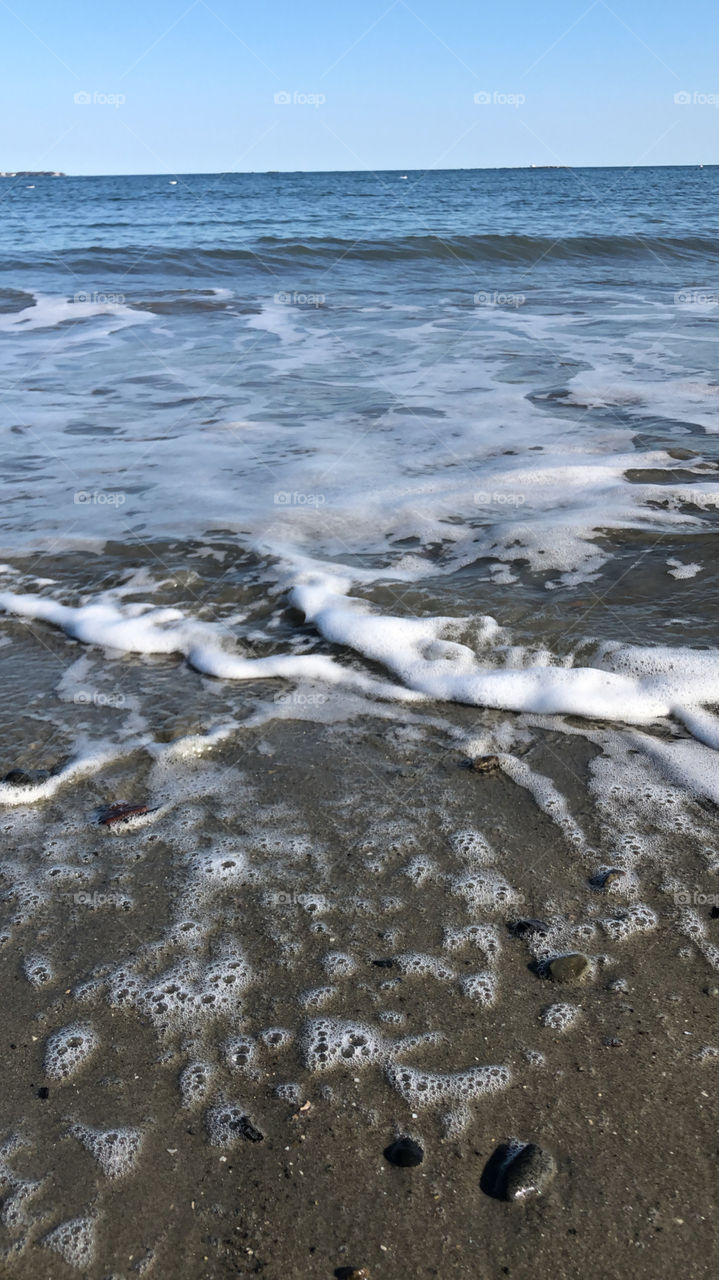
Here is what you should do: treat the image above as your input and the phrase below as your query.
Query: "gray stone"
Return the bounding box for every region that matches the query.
[548,952,589,983]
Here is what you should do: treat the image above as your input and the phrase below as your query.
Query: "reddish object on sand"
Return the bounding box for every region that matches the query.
[98,803,149,826]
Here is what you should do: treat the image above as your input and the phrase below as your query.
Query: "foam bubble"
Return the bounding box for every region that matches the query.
[394,953,455,981]
[386,1061,510,1107]
[192,847,248,884]
[448,829,495,864]
[320,951,357,978]
[43,1217,96,1269]
[601,903,657,941]
[524,1048,545,1066]
[44,1024,98,1079]
[71,1124,143,1177]
[1,1177,41,1230]
[442,923,501,961]
[459,970,498,1006]
[300,1019,384,1073]
[540,1002,580,1031]
[440,1106,472,1136]
[205,1103,263,1147]
[401,853,437,886]
[299,986,336,1010]
[450,870,520,912]
[22,954,54,986]
[259,1027,293,1050]
[137,948,252,1028]
[224,1035,259,1074]
[274,1082,301,1103]
[179,1061,215,1107]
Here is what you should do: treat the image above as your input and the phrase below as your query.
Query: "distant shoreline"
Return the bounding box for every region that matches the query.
[0,171,64,177]
[1,163,713,179]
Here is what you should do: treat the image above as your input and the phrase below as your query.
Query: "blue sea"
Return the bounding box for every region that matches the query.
[2,167,719,694]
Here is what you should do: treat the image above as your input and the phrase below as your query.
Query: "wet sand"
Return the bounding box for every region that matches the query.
[1,710,717,1278]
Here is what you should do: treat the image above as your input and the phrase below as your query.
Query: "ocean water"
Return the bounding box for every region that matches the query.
[1,167,719,1270]
[2,168,719,734]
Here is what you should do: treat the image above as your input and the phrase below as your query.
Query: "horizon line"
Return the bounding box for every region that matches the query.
[3,162,716,178]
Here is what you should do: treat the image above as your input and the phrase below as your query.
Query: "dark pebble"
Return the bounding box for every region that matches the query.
[599,868,625,889]
[371,958,394,968]
[335,1269,369,1280]
[711,906,719,919]
[482,1141,556,1201]
[508,918,549,939]
[384,1136,424,1167]
[37,1087,49,1099]
[237,1116,264,1143]
[3,769,50,785]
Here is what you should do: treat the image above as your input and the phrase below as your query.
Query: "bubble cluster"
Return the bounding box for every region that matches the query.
[259,1027,293,1050]
[320,951,356,978]
[179,1060,215,1107]
[192,847,247,884]
[71,1124,143,1178]
[378,1009,406,1025]
[386,1061,510,1108]
[137,947,252,1028]
[540,1002,580,1031]
[449,829,495,864]
[300,1018,384,1072]
[299,986,336,1010]
[43,1216,96,1269]
[442,922,501,961]
[22,953,54,986]
[224,1035,258,1074]
[394,952,455,981]
[601,903,657,941]
[44,1024,98,1080]
[1,1177,41,1231]
[450,870,520,911]
[524,1048,545,1066]
[205,1103,263,1147]
[459,970,498,1006]
[274,1082,301,1103]
[401,854,437,886]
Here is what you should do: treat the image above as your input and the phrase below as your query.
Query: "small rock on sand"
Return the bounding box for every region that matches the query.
[548,953,589,983]
[467,755,500,774]
[482,1140,556,1201]
[3,768,50,785]
[384,1136,424,1167]
[508,918,549,939]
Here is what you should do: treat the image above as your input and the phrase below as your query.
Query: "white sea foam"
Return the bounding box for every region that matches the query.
[0,589,421,705]
[43,1216,96,1269]
[44,1024,98,1079]
[70,1124,143,1178]
[0,292,151,335]
[5,576,719,745]
[0,748,120,805]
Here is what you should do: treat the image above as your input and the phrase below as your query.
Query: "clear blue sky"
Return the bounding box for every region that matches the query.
[0,0,716,173]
